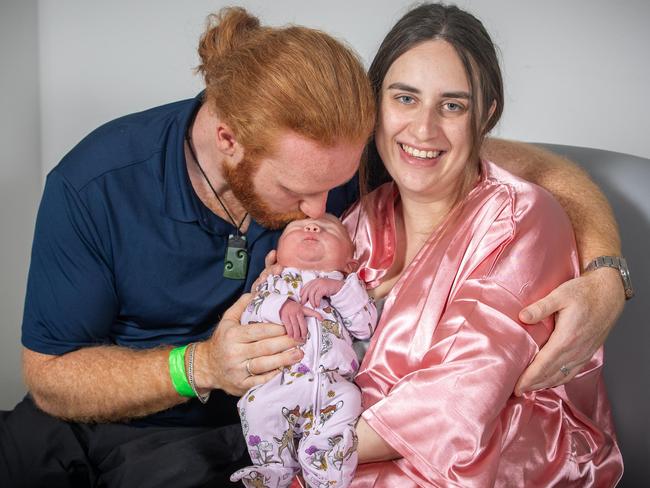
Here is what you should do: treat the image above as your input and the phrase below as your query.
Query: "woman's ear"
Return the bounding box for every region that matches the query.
[488,100,497,121]
[481,100,498,135]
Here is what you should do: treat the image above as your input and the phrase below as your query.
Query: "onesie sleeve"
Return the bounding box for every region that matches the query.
[22,170,118,355]
[329,273,377,340]
[241,287,289,325]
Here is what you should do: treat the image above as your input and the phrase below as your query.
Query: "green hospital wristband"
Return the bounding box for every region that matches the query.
[168,345,195,398]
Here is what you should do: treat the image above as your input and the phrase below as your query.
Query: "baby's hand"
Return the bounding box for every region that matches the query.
[279,299,322,341]
[300,278,345,308]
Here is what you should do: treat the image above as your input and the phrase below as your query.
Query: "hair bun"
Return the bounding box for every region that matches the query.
[197,7,260,83]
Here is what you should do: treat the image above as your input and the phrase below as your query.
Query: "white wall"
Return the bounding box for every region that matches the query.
[0,0,41,408]
[38,0,650,179]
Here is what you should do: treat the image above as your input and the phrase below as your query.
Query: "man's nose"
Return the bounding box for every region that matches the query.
[299,194,327,219]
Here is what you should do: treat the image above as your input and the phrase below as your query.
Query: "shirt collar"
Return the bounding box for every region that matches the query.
[162,92,204,223]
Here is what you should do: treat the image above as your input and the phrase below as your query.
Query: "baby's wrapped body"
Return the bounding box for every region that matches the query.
[232,268,377,488]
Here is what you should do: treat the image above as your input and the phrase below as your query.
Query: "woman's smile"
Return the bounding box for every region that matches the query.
[398,142,445,167]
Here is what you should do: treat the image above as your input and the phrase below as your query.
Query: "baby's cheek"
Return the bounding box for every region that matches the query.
[275,235,297,263]
[333,242,354,269]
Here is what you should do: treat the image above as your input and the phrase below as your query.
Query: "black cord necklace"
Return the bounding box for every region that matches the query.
[186,133,249,280]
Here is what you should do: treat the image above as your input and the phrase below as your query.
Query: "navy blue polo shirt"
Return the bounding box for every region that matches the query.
[21,93,359,426]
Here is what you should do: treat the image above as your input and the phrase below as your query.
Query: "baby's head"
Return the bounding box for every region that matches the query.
[276,214,358,273]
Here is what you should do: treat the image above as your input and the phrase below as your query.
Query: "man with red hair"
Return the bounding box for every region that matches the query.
[4,8,376,486]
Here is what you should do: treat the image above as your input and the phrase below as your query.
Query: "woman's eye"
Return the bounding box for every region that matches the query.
[396,95,415,105]
[443,102,464,112]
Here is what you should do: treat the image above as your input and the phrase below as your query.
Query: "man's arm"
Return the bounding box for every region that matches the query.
[23,345,181,423]
[483,138,621,263]
[483,138,625,393]
[23,171,303,423]
[24,295,302,422]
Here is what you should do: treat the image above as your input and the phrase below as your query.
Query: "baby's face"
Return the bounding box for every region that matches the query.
[276,214,354,272]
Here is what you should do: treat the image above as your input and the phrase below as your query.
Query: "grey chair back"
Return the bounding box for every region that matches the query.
[536,143,650,486]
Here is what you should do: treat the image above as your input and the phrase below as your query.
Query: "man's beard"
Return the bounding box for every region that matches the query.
[222,157,306,230]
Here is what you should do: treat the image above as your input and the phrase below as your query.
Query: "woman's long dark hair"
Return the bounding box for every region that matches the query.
[362,3,504,194]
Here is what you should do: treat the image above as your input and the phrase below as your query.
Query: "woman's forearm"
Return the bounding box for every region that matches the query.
[356,416,401,463]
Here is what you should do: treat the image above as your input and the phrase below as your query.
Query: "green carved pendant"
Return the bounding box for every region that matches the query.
[223,234,248,280]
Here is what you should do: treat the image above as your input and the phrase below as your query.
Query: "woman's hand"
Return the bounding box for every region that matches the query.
[514,267,625,395]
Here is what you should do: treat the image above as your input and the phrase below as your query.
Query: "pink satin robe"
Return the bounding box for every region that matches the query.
[343,161,623,487]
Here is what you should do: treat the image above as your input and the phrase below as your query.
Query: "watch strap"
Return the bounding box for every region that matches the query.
[585,256,634,300]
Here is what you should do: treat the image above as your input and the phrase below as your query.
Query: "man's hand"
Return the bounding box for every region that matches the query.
[300,277,345,308]
[195,294,304,397]
[279,299,322,340]
[251,250,283,292]
[515,267,625,395]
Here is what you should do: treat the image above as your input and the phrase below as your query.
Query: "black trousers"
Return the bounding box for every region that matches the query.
[0,396,250,488]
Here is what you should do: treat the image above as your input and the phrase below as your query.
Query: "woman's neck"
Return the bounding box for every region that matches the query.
[369,166,479,301]
[399,196,452,240]
[398,162,480,238]
[368,197,449,301]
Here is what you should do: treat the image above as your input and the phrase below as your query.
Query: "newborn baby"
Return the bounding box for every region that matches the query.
[231,214,377,488]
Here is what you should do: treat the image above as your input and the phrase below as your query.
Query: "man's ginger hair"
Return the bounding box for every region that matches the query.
[197,7,376,158]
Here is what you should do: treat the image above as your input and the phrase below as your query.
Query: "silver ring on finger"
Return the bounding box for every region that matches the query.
[245,359,255,377]
[559,365,570,377]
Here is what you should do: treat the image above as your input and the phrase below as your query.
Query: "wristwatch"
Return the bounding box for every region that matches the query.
[585,256,635,300]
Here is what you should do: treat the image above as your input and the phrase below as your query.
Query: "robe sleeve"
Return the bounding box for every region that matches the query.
[361,184,578,487]
[362,281,540,486]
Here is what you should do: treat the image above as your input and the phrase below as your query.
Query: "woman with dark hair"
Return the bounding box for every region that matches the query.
[340,4,623,486]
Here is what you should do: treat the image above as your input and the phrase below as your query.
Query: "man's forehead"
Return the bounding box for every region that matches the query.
[262,132,363,177]
[286,156,357,190]
[271,130,362,154]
